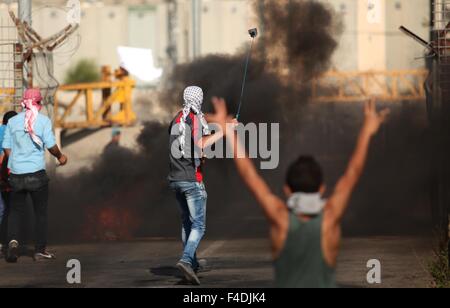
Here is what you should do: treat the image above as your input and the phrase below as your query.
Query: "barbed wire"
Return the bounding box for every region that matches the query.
[1,3,80,112]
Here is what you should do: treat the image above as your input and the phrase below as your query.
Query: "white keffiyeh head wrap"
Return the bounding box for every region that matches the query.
[178,86,210,156]
[21,88,44,148]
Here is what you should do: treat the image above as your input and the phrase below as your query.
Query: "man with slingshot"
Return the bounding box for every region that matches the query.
[168,86,225,285]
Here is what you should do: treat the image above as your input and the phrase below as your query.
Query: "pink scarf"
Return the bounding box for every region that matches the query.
[21,88,43,148]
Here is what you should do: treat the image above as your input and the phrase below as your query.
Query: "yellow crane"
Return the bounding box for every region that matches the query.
[311,69,428,103]
[53,66,137,129]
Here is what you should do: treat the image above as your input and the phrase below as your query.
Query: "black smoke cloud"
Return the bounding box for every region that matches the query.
[261,0,341,81]
[48,0,432,242]
[162,0,341,120]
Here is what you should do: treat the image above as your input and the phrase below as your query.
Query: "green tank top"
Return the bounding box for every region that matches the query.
[274,212,337,288]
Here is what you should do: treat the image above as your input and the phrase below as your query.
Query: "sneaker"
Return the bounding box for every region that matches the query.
[176,261,201,285]
[34,251,56,261]
[6,240,19,263]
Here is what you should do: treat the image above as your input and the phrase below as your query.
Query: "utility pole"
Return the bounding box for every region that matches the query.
[192,0,201,59]
[167,0,178,68]
[18,0,32,90]
[18,0,31,24]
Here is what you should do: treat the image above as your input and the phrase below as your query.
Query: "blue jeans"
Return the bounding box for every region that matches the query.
[170,181,207,268]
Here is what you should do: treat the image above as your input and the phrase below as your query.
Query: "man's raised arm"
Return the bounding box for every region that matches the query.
[326,99,390,224]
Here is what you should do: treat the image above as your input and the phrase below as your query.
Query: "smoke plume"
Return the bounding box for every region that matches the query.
[47,0,432,243]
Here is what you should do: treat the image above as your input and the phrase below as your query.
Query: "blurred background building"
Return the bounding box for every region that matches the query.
[0,0,435,172]
[0,0,431,83]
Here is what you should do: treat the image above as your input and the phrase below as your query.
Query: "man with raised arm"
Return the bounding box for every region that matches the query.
[208,97,389,288]
[168,86,225,285]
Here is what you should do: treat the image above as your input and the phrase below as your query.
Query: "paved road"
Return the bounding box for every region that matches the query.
[0,237,432,288]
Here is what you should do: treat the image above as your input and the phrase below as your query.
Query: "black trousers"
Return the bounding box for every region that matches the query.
[0,191,11,247]
[8,170,49,253]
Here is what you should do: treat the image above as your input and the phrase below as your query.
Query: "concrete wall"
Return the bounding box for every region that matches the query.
[326,0,359,71]
[32,4,129,82]
[325,0,429,71]
[0,0,432,86]
[200,0,252,56]
[128,4,168,67]
[357,0,388,70]
[385,0,430,70]
[355,0,429,71]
